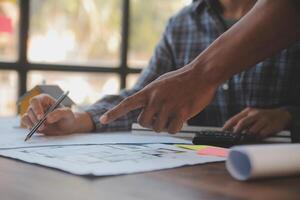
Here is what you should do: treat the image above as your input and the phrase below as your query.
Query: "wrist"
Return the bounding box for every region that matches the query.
[278,107,292,129]
[73,112,95,133]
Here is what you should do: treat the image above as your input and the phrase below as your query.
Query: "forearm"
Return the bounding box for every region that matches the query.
[190,0,300,86]
[73,112,95,133]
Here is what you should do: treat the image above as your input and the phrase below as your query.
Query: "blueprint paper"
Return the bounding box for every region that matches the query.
[0,130,191,150]
[0,118,191,149]
[0,144,225,176]
[0,118,222,176]
[226,144,300,181]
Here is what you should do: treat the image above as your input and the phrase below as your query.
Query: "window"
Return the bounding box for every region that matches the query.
[0,70,18,116]
[29,0,121,66]
[126,73,139,89]
[28,71,119,107]
[0,0,191,116]
[0,0,19,61]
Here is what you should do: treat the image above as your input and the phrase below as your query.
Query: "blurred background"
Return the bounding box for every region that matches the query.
[0,0,191,116]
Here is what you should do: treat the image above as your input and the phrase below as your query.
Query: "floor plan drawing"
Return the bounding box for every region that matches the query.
[0,144,225,176]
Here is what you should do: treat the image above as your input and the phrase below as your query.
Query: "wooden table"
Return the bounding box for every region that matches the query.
[0,156,299,200]
[0,117,299,199]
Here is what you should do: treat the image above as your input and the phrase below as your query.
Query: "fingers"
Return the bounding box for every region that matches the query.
[100,94,145,124]
[30,97,45,119]
[46,108,73,124]
[222,108,250,131]
[167,115,184,134]
[21,113,34,129]
[21,108,71,132]
[27,107,39,126]
[137,96,161,128]
[137,106,157,129]
[233,115,257,133]
[224,108,289,139]
[152,106,169,132]
[22,108,43,130]
[248,119,267,135]
[23,94,55,130]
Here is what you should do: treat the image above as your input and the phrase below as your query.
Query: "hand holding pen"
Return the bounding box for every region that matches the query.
[21,91,95,139]
[24,91,69,141]
[22,91,76,140]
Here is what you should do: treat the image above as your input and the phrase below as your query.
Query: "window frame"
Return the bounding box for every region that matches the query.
[0,0,142,99]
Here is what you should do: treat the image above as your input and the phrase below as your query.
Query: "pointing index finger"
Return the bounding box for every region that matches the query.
[100,94,146,124]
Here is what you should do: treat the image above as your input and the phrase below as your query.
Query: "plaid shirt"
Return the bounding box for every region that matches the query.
[86,0,300,132]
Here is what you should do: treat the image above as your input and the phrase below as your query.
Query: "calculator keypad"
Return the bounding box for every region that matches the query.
[192,130,257,148]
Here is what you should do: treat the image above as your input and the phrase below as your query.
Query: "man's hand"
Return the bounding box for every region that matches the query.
[21,94,94,135]
[100,66,217,134]
[101,0,300,135]
[222,107,292,138]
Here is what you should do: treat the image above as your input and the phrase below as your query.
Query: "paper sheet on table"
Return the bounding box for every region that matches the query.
[0,118,191,149]
[0,129,191,149]
[0,144,225,176]
[226,144,300,181]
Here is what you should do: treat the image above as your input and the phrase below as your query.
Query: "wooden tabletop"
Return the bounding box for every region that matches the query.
[0,156,299,200]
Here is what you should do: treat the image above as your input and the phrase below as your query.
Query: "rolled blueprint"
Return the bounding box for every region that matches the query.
[226,144,300,181]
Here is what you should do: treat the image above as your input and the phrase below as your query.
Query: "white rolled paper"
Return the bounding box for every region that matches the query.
[226,144,300,181]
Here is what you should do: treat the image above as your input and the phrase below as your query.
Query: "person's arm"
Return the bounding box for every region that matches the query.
[100,0,300,133]
[191,0,300,86]
[22,17,177,134]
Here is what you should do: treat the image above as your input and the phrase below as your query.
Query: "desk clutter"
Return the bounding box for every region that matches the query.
[0,118,299,180]
[0,118,224,176]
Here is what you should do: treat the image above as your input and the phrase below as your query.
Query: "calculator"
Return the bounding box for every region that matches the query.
[192,130,258,148]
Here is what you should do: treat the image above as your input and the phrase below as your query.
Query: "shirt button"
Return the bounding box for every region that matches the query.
[222,83,229,90]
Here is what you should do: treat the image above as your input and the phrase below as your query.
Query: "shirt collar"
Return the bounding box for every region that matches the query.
[191,0,205,13]
[192,0,222,14]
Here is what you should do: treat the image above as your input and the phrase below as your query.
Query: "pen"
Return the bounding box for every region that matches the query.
[24,91,70,142]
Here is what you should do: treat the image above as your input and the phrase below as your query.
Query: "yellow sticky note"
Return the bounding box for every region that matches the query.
[176,144,209,151]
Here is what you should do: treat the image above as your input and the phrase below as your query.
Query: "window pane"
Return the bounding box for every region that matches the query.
[28,71,120,107]
[29,0,121,67]
[128,0,191,68]
[126,73,140,89]
[0,0,19,61]
[0,70,18,116]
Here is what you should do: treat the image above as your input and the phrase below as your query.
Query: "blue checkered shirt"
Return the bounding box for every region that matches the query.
[86,0,300,132]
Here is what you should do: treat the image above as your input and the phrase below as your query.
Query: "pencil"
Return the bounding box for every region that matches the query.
[24,91,70,142]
